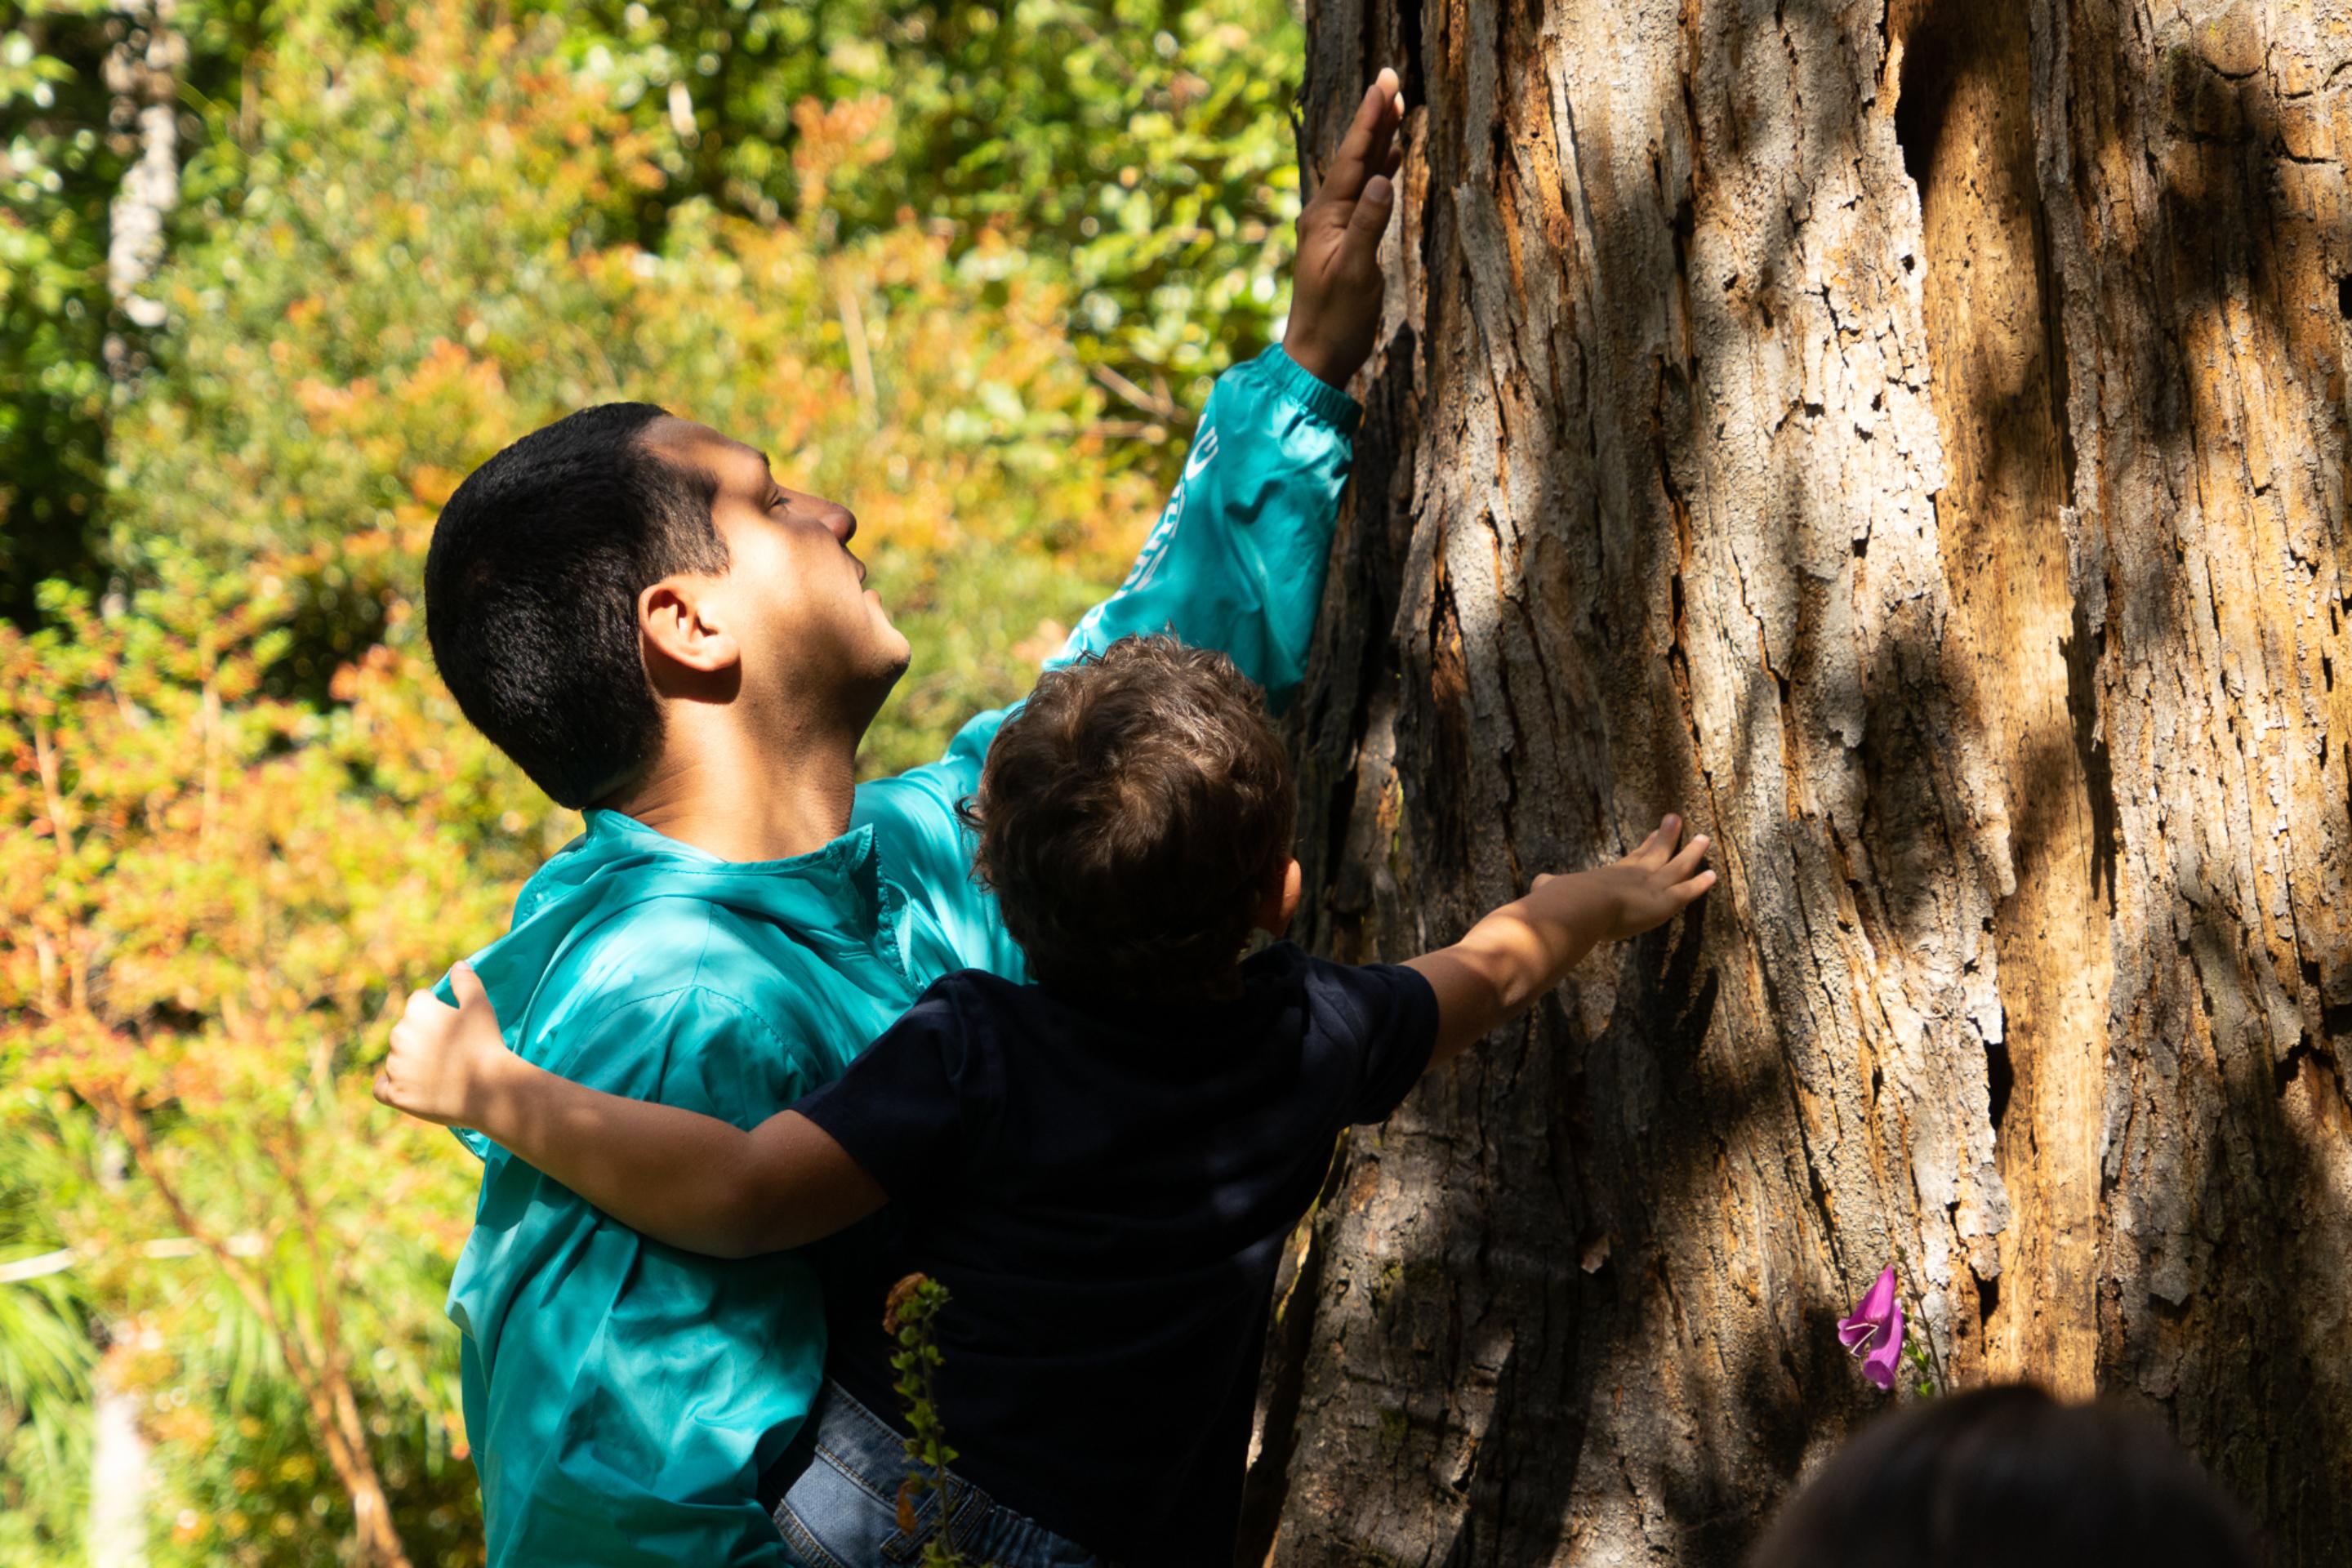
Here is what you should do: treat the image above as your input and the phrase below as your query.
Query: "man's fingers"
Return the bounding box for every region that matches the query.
[1320,82,1383,202]
[1341,173,1396,252]
[1320,69,1403,206]
[449,960,487,1010]
[372,1069,394,1107]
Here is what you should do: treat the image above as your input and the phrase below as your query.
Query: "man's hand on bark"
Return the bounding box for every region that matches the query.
[1284,66,1405,390]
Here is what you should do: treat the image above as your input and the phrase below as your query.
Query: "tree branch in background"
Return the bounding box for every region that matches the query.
[1091,361,1194,427]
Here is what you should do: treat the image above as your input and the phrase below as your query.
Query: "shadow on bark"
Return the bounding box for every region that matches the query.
[2139,895,2352,1564]
[1259,0,2352,1561]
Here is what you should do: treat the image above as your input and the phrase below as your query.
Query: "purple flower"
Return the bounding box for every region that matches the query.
[1839,1266,1906,1391]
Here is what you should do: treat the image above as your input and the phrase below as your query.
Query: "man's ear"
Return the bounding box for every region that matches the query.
[639,577,741,677]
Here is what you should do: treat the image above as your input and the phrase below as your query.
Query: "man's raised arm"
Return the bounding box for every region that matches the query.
[855,69,1403,969]
[1055,65,1403,709]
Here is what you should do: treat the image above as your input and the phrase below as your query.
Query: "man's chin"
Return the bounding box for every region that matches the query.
[863,635,914,703]
[842,641,914,743]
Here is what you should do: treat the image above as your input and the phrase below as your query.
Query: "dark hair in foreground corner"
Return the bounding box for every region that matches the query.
[425,403,727,808]
[1747,1383,2259,1568]
[965,635,1295,998]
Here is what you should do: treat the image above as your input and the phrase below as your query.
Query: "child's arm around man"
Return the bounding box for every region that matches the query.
[403,70,1405,1568]
[379,635,1714,1563]
[376,685,1713,1261]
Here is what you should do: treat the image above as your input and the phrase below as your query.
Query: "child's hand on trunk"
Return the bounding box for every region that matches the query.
[375,961,513,1129]
[1406,815,1715,1064]
[1285,67,1405,389]
[1533,816,1716,944]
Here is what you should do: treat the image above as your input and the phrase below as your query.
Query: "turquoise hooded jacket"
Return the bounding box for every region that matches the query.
[442,345,1361,1567]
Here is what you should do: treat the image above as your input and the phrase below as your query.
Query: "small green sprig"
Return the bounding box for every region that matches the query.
[885,1272,973,1567]
[1900,1316,1944,1400]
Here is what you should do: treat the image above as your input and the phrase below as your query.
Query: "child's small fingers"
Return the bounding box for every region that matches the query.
[1666,832,1711,879]
[1677,868,1719,902]
[448,960,486,1007]
[1633,814,1677,862]
[372,1068,395,1107]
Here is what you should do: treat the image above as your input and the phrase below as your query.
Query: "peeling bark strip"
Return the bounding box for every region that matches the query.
[1255,0,2352,1562]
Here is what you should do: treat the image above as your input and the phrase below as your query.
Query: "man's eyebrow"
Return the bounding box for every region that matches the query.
[717,438,773,478]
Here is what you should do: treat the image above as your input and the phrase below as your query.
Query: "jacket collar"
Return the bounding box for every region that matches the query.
[510,808,911,974]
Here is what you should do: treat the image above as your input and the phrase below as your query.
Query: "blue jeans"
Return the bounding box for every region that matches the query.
[770,1381,1102,1568]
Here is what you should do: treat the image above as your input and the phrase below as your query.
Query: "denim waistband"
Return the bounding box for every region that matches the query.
[803,1379,933,1502]
[782,1380,1020,1562]
[769,1380,1112,1568]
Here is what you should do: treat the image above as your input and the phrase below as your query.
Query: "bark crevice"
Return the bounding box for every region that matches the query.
[1267,0,2352,1558]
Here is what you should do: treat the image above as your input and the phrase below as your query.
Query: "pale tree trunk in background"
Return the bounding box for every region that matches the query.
[88,1361,151,1568]
[104,0,183,377]
[89,1140,150,1568]
[1248,0,2352,1562]
[106,1107,416,1568]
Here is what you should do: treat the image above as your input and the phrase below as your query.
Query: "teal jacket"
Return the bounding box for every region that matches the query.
[443,346,1360,1567]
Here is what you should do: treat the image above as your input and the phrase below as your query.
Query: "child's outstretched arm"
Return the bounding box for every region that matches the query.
[373,964,884,1259]
[1405,816,1716,1062]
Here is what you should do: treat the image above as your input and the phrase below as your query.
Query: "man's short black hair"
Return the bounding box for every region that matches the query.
[425,403,727,808]
[965,636,1296,997]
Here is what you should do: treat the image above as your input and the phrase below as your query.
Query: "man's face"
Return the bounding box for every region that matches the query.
[645,419,911,724]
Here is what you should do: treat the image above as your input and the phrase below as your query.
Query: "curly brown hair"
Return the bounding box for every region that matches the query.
[965,636,1296,997]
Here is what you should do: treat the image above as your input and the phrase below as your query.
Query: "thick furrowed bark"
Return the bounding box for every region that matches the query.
[2040,4,2352,1552]
[1256,2,2352,1563]
[1891,0,2106,1396]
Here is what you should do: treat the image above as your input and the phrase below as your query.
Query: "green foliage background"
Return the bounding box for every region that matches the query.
[0,1,1303,1561]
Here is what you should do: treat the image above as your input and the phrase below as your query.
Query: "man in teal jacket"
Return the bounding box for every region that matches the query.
[402,70,1403,1568]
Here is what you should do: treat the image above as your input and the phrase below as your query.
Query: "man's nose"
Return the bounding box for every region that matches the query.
[822,501,858,545]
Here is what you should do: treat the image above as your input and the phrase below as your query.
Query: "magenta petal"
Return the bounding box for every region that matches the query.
[1855,1265,1898,1322]
[1860,1299,1905,1390]
[1838,1266,1900,1354]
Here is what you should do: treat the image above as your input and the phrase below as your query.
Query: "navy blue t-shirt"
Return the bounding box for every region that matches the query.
[795,941,1439,1566]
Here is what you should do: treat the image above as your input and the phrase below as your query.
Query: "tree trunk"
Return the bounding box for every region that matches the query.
[1253,1,2352,1562]
[87,1362,151,1568]
[103,0,183,376]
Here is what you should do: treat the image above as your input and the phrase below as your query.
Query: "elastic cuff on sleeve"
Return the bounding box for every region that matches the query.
[1262,345,1364,434]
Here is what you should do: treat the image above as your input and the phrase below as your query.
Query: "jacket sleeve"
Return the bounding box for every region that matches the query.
[855,345,1359,972]
[1054,343,1361,709]
[448,987,822,1568]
